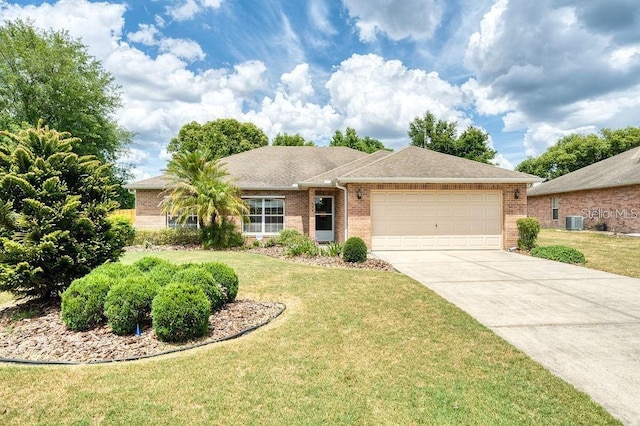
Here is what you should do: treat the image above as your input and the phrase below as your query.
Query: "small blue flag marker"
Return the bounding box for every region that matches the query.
[136,323,141,336]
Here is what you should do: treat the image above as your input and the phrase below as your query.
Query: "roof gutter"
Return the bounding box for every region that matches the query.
[337,177,542,184]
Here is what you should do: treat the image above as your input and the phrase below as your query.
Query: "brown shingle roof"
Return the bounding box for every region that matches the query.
[338,146,541,183]
[527,146,640,196]
[125,145,542,190]
[125,146,368,190]
[300,150,392,186]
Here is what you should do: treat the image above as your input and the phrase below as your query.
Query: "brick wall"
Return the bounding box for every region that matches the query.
[527,184,640,233]
[345,183,528,249]
[133,189,165,230]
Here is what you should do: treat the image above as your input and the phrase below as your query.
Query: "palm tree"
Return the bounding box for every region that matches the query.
[160,150,247,230]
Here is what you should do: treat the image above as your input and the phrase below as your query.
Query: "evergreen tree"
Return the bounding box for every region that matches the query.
[0,123,130,300]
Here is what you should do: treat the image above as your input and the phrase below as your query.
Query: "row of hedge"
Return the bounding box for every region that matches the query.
[60,257,239,342]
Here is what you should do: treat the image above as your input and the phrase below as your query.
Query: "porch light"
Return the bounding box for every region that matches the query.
[514,188,520,199]
[357,188,362,199]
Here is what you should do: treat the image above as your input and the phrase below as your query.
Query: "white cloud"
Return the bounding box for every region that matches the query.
[127,24,158,46]
[309,0,336,35]
[166,0,224,22]
[0,0,125,60]
[225,61,268,96]
[280,64,314,102]
[465,0,640,156]
[344,0,443,41]
[326,54,469,148]
[127,24,204,62]
[158,38,205,62]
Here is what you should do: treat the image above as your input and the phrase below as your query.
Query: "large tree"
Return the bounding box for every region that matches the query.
[330,127,389,153]
[272,132,314,146]
[167,119,269,159]
[0,123,130,300]
[408,111,496,164]
[0,19,133,207]
[515,127,640,180]
[161,150,247,248]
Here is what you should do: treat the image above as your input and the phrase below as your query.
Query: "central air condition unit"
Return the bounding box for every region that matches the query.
[566,216,584,231]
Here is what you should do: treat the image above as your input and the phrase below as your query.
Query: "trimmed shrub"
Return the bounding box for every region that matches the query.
[147,265,178,287]
[517,217,541,250]
[171,267,224,311]
[132,228,201,247]
[60,274,112,331]
[133,256,174,272]
[531,245,586,264]
[104,276,160,335]
[343,237,368,263]
[200,262,239,303]
[285,237,319,257]
[200,219,244,249]
[91,262,141,280]
[106,215,135,249]
[276,229,304,246]
[152,282,211,342]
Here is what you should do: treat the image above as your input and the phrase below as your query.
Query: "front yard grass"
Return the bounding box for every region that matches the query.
[538,229,640,278]
[0,292,13,307]
[0,251,618,425]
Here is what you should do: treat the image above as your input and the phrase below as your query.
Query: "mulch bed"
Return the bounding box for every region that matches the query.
[0,300,284,364]
[0,245,393,364]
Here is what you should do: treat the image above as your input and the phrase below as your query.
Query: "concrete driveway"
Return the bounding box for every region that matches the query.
[374,250,640,425]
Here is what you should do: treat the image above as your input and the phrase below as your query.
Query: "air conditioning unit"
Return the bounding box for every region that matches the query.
[566,216,584,231]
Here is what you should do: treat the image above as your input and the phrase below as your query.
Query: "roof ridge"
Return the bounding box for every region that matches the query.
[339,146,408,178]
[301,150,380,182]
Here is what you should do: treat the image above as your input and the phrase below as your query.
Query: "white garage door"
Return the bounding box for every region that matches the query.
[371,191,502,250]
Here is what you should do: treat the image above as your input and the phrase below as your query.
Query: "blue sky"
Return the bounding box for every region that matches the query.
[1,0,639,180]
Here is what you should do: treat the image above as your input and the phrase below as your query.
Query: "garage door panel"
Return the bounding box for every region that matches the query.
[371,190,502,250]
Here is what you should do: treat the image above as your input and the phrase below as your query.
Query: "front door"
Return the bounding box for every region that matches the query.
[315,196,334,242]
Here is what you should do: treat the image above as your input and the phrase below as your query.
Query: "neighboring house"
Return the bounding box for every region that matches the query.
[125,145,541,250]
[527,146,640,233]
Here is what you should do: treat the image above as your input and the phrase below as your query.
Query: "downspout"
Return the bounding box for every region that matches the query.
[335,181,348,241]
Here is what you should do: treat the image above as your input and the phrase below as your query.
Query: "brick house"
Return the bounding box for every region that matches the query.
[126,145,541,250]
[527,146,640,233]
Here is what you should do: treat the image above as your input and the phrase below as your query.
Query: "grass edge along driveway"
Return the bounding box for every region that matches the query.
[0,251,619,425]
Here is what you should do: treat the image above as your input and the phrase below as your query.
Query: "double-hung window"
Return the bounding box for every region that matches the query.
[243,198,284,234]
[551,197,559,220]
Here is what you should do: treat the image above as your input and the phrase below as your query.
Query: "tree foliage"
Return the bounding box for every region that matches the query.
[515,127,640,179]
[161,150,247,248]
[272,132,314,146]
[408,111,496,164]
[0,19,134,207]
[330,127,389,153]
[167,118,269,159]
[0,123,129,300]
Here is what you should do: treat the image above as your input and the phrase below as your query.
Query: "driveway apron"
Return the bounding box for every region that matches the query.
[374,250,640,425]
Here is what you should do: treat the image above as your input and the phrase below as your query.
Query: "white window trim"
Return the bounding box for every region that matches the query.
[242,198,285,235]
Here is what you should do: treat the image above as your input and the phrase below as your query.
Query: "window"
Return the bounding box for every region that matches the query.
[551,197,559,220]
[167,212,198,229]
[243,198,284,234]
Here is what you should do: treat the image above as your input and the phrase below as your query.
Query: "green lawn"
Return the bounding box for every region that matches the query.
[538,229,640,278]
[0,292,13,307]
[0,251,618,425]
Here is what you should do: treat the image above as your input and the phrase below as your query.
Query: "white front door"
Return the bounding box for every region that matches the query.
[315,196,334,242]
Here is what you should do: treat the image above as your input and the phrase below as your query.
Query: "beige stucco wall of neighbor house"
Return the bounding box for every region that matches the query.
[527,184,640,233]
[345,183,528,250]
